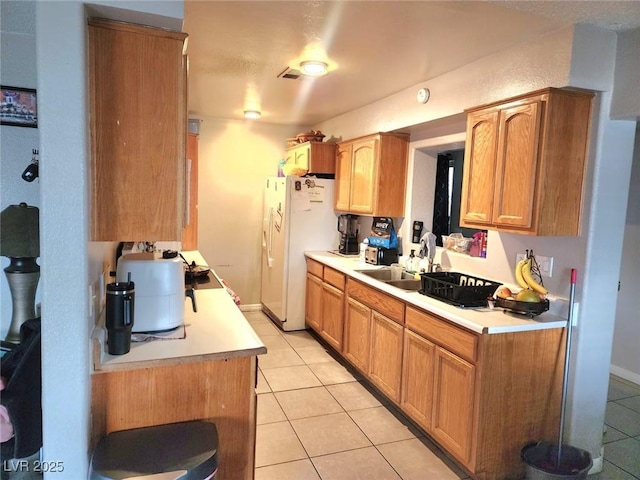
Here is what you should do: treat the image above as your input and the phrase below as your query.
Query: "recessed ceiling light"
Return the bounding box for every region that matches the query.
[244,110,261,119]
[300,60,328,77]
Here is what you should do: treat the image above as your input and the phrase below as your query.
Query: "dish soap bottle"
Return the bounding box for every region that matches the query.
[405,249,418,273]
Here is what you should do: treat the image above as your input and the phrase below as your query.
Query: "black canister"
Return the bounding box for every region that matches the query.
[105,280,135,355]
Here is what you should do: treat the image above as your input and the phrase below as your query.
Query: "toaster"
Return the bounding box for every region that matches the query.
[116,253,185,332]
[364,246,399,266]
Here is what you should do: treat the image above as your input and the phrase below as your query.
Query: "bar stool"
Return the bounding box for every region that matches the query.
[89,421,218,480]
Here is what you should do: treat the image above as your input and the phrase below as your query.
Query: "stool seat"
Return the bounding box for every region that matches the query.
[90,421,218,480]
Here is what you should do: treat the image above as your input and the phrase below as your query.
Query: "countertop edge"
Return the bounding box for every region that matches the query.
[305,251,567,335]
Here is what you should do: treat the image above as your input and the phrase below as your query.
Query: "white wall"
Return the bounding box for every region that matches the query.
[611,28,640,120]
[196,117,304,304]
[611,124,640,383]
[32,1,185,476]
[0,0,40,338]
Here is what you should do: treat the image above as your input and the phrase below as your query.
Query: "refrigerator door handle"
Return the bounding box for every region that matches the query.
[263,207,274,267]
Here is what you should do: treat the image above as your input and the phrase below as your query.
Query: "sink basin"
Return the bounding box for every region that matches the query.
[355,268,422,291]
[385,279,422,291]
[356,268,415,281]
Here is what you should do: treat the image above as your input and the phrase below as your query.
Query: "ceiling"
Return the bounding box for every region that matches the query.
[184,1,640,126]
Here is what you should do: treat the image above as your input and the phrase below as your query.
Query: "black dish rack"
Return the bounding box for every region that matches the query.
[419,272,499,308]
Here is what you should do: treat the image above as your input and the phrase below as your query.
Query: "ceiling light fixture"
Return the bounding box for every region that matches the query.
[300,60,328,77]
[243,110,261,119]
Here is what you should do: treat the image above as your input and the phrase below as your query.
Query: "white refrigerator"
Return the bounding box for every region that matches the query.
[261,176,340,331]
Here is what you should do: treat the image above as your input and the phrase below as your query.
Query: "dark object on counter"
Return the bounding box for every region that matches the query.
[90,421,219,480]
[337,214,359,255]
[365,246,398,265]
[495,297,550,317]
[420,272,499,307]
[106,280,135,355]
[0,318,42,461]
[521,441,591,479]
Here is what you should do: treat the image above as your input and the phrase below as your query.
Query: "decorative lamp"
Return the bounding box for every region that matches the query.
[299,60,328,77]
[0,203,40,343]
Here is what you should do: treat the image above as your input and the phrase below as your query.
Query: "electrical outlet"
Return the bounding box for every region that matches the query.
[536,256,554,277]
[516,253,554,277]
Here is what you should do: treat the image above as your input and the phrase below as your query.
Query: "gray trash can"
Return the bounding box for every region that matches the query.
[90,421,218,480]
[521,441,592,480]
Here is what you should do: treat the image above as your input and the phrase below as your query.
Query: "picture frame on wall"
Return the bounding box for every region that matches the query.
[1,86,38,128]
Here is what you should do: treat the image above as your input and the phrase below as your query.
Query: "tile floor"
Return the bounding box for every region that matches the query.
[246,310,640,480]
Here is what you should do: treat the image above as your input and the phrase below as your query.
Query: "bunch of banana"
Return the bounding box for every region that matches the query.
[515,257,548,296]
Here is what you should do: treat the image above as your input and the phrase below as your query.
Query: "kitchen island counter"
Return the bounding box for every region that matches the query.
[305,250,567,334]
[92,250,266,372]
[90,251,264,480]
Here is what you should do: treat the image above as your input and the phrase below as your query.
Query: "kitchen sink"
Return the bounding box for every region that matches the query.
[385,279,422,291]
[356,268,415,281]
[355,268,421,291]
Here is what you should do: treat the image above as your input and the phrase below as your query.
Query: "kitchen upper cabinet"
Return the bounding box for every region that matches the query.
[460,88,594,236]
[335,133,409,217]
[285,141,336,175]
[335,143,353,211]
[89,18,188,241]
[182,133,199,250]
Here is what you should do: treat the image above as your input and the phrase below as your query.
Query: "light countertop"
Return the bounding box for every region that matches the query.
[92,250,266,373]
[306,251,567,334]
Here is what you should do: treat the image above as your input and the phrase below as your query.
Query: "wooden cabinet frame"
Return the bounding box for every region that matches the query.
[305,259,567,479]
[335,132,409,217]
[460,87,594,236]
[89,18,188,241]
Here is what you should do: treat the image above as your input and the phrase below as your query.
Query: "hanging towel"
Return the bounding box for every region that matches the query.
[418,232,436,260]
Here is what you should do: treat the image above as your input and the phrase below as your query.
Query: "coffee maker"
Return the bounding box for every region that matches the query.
[337,214,359,255]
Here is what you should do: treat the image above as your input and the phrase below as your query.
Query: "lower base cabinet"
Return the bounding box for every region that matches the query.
[369,311,403,402]
[431,346,476,464]
[306,260,565,480]
[400,329,435,431]
[343,297,371,373]
[91,356,257,480]
[306,259,346,351]
[321,283,344,350]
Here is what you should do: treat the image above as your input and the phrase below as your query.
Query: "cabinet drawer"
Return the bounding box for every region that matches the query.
[406,307,477,363]
[346,279,404,325]
[323,267,345,291]
[306,258,324,278]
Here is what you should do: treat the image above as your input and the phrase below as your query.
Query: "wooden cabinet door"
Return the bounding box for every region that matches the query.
[305,273,323,332]
[431,347,475,464]
[89,19,187,241]
[321,283,344,351]
[349,138,378,214]
[492,101,542,229]
[335,142,353,211]
[401,329,435,431]
[343,297,371,374]
[369,311,404,402]
[460,110,498,227]
[182,133,199,250]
